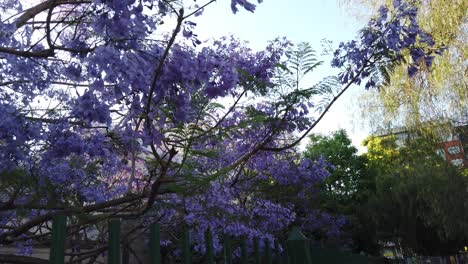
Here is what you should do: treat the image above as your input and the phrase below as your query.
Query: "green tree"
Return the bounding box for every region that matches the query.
[303,130,380,254]
[363,135,468,256]
[304,131,468,255]
[304,130,371,209]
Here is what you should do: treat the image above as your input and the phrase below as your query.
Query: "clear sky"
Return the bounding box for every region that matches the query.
[189,0,374,151]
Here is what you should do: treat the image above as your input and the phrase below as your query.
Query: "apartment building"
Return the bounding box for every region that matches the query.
[375,124,468,168]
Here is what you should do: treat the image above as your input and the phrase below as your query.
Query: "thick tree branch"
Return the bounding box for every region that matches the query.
[0,47,54,58]
[0,194,144,243]
[144,8,184,118]
[15,0,91,29]
[0,254,48,264]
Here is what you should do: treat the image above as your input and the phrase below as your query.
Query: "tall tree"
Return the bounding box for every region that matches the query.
[303,130,380,253]
[345,0,468,136]
[362,135,468,256]
[304,130,371,209]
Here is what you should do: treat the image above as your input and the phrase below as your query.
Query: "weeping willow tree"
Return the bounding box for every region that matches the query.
[343,0,468,138]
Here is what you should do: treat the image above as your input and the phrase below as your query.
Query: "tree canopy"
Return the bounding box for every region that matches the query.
[303,130,377,252]
[362,135,468,255]
[304,130,371,210]
[349,0,468,136]
[0,0,442,260]
[303,130,467,256]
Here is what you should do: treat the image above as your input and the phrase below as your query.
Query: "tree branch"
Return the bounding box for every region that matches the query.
[260,66,366,151]
[0,254,48,264]
[15,0,91,29]
[0,47,54,58]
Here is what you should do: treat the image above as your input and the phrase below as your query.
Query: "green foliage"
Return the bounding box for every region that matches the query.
[303,130,379,254]
[303,131,467,256]
[276,42,323,91]
[362,136,468,255]
[304,130,371,209]
[287,42,323,83]
[273,42,340,113]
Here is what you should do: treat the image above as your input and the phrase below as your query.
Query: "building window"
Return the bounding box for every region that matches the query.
[436,149,446,160]
[447,146,460,155]
[451,159,464,167]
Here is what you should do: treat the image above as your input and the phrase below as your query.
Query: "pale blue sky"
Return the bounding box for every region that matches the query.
[191,0,373,150]
[195,0,363,50]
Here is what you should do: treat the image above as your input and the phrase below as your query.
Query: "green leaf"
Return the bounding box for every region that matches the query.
[188,149,219,159]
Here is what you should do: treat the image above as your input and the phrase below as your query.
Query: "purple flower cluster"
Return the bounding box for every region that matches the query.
[38,124,125,202]
[180,183,294,254]
[231,0,263,13]
[300,210,348,243]
[332,0,442,88]
[0,0,438,256]
[0,103,41,172]
[71,91,112,125]
[90,0,159,46]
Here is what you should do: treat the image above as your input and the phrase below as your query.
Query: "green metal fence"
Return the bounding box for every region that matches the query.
[47,214,384,264]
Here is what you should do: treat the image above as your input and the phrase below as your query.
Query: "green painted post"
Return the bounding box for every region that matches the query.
[182,227,191,264]
[264,238,272,264]
[205,229,214,264]
[49,212,66,264]
[286,227,312,264]
[223,234,233,264]
[240,237,248,264]
[108,219,121,264]
[149,223,161,264]
[253,237,261,264]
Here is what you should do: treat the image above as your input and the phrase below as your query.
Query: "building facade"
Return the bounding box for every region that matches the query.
[375,125,468,168]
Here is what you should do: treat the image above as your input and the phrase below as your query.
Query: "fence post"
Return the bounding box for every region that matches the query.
[49,212,66,264]
[254,237,261,264]
[286,227,312,264]
[240,236,248,264]
[205,229,214,264]
[149,223,161,264]
[182,227,191,264]
[264,238,272,264]
[274,240,282,264]
[223,234,233,264]
[108,219,121,264]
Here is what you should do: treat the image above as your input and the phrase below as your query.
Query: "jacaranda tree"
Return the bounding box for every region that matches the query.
[0,0,441,261]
